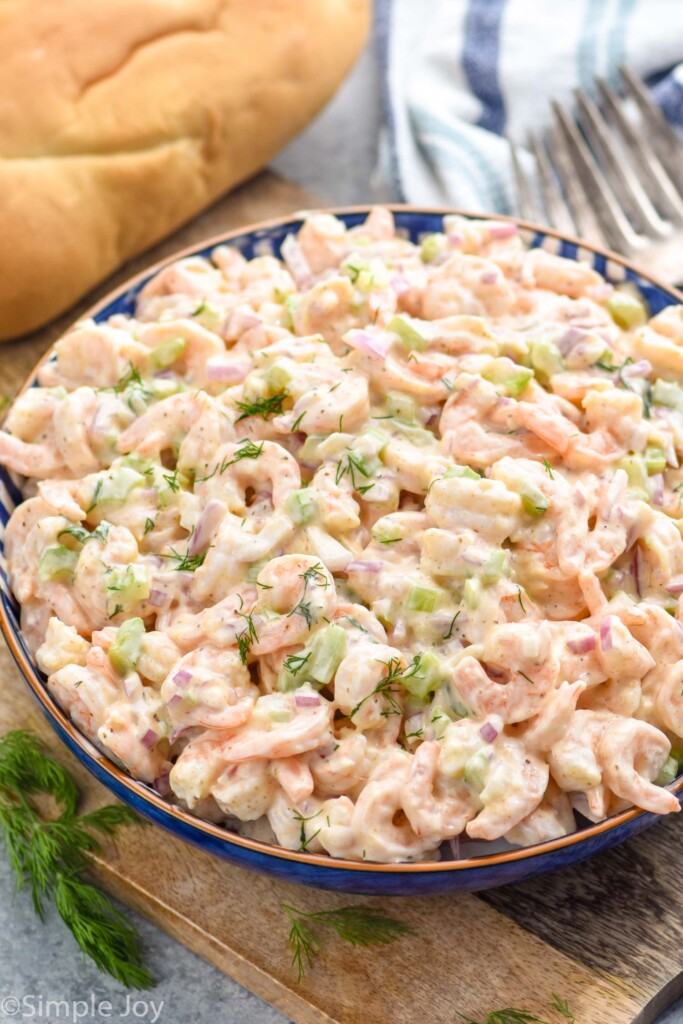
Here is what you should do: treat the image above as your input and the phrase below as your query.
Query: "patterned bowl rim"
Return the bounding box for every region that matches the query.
[3,204,682,875]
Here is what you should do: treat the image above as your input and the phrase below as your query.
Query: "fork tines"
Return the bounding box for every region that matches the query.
[509,66,683,278]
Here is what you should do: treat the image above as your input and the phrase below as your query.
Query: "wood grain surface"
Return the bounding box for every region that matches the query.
[1,172,681,1024]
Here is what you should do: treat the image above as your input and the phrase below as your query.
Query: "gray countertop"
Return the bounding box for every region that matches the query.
[2,40,681,1024]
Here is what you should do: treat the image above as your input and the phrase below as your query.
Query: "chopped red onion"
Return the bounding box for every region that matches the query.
[479,270,499,285]
[188,499,225,556]
[487,222,518,240]
[447,232,464,245]
[281,234,313,288]
[205,357,251,383]
[154,369,177,380]
[651,473,664,507]
[167,693,184,707]
[479,722,499,743]
[224,306,260,340]
[666,576,683,595]
[173,668,193,688]
[153,773,171,797]
[483,664,506,682]
[620,359,652,381]
[390,274,411,295]
[89,404,112,437]
[148,588,166,607]
[123,675,138,698]
[295,693,321,708]
[345,328,391,360]
[600,617,614,651]
[141,729,158,749]
[557,327,588,355]
[344,559,384,573]
[632,545,643,598]
[567,634,596,654]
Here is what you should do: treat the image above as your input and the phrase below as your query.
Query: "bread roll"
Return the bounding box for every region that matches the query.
[0,0,369,341]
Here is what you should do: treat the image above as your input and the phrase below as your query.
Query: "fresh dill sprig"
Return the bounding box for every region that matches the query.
[281,903,413,982]
[443,610,460,640]
[335,450,373,490]
[58,522,111,545]
[549,995,574,1023]
[299,563,330,588]
[287,563,329,630]
[350,656,406,718]
[235,390,289,423]
[160,547,209,572]
[458,1011,550,1024]
[236,610,258,665]
[283,651,312,676]
[109,363,149,395]
[162,470,182,493]
[292,810,322,852]
[542,458,555,479]
[86,478,104,513]
[144,517,156,536]
[291,411,307,432]
[196,439,264,482]
[0,731,152,988]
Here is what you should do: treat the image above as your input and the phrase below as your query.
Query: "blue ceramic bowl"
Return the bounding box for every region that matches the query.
[2,207,682,895]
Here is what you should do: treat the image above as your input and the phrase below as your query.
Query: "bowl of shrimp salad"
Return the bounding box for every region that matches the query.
[1,206,683,896]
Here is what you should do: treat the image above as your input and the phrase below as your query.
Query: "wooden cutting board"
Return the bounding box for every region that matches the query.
[1,172,682,1024]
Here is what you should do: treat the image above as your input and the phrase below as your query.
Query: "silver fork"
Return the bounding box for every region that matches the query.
[509,65,683,285]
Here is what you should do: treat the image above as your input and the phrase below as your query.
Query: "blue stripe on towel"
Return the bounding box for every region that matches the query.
[462,0,507,136]
[652,73,683,128]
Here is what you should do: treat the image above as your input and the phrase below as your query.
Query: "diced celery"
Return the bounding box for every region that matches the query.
[644,446,667,475]
[401,651,442,700]
[120,455,154,476]
[157,470,190,507]
[618,454,649,499]
[193,300,223,333]
[108,617,145,675]
[97,466,146,505]
[406,585,440,613]
[670,743,683,765]
[372,520,403,545]
[429,704,452,739]
[268,708,293,723]
[529,339,563,384]
[463,751,489,791]
[283,294,300,330]
[300,435,328,462]
[386,391,416,424]
[607,291,647,330]
[286,488,317,525]
[388,315,428,352]
[246,560,267,583]
[519,481,549,516]
[420,233,447,264]
[386,420,437,448]
[106,564,150,613]
[652,378,683,410]
[306,625,347,685]
[656,755,679,787]
[150,336,186,370]
[263,363,292,392]
[277,625,347,691]
[363,427,391,454]
[38,545,79,583]
[480,549,506,585]
[482,358,534,397]
[443,464,480,480]
[463,577,480,610]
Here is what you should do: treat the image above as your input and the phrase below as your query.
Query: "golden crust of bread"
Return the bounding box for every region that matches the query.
[0,0,369,340]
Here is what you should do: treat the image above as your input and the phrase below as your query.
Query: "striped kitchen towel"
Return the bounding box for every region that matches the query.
[375,0,683,213]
